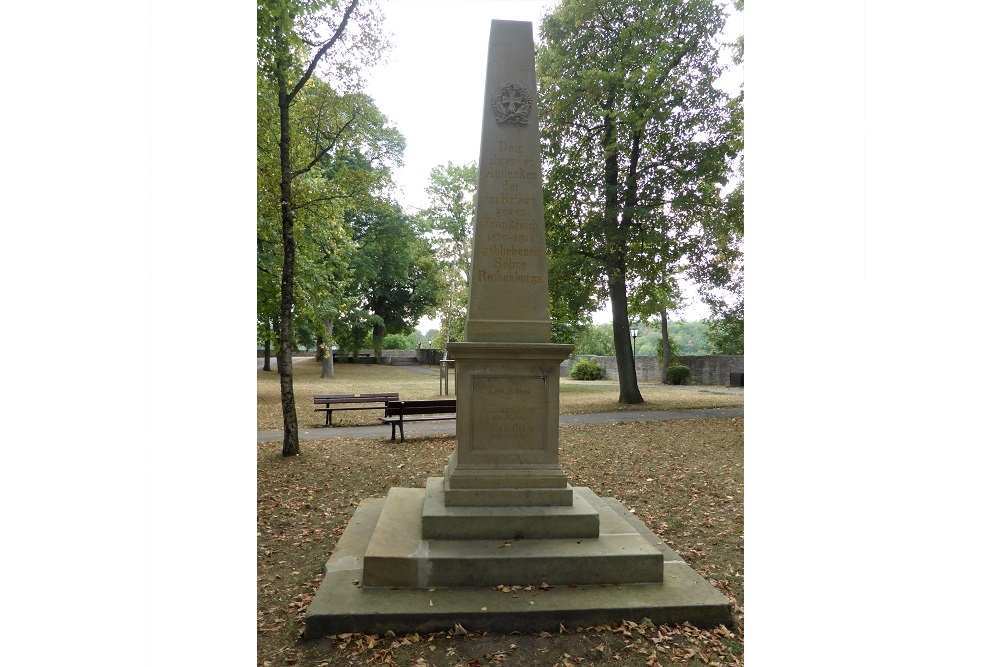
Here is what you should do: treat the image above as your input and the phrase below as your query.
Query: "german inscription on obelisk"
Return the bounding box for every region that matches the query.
[445,20,574,507]
[465,19,551,344]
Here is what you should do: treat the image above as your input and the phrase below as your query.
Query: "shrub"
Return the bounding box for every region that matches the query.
[569,358,605,380]
[382,332,417,350]
[664,364,691,385]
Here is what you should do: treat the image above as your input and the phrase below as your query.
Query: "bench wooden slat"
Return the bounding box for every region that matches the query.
[381,399,457,442]
[312,392,400,427]
[384,400,456,415]
[313,393,399,404]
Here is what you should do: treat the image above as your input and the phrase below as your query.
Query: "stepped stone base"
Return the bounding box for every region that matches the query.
[422,478,599,539]
[362,482,662,588]
[304,484,732,637]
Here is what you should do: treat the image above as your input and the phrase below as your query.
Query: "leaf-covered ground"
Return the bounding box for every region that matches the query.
[258,417,744,666]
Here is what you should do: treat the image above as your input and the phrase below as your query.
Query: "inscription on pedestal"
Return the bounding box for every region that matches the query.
[471,375,546,452]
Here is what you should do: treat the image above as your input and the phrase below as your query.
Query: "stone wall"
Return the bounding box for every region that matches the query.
[678,355,744,386]
[256,349,421,365]
[257,349,317,358]
[256,348,743,384]
[560,354,744,386]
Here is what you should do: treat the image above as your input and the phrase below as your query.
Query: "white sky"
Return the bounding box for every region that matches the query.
[365,0,742,328]
[366,0,555,213]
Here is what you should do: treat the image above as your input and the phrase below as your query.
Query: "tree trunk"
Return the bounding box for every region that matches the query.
[320,319,335,378]
[609,272,644,404]
[660,310,670,384]
[262,332,271,372]
[600,85,641,404]
[276,32,299,457]
[372,322,385,364]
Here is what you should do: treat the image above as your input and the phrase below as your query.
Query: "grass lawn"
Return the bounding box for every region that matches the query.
[257,359,744,430]
[258,360,744,666]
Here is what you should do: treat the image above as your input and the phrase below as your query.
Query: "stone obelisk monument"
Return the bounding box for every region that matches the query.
[445,19,575,507]
[303,20,732,636]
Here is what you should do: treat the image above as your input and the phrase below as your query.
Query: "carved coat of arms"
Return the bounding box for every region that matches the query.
[491,82,532,124]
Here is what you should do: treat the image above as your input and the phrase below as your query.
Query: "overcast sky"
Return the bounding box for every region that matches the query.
[366,0,555,213]
[365,0,742,326]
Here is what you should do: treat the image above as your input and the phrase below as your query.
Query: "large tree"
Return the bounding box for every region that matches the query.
[258,0,389,456]
[696,2,744,356]
[538,0,740,403]
[348,201,443,360]
[417,161,478,351]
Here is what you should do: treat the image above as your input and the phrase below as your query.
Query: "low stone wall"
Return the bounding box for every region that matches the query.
[560,354,744,386]
[678,355,744,386]
[417,348,445,365]
[256,348,743,384]
[256,349,420,365]
[257,349,317,358]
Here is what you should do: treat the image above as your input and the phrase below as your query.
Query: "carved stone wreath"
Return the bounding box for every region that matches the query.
[491,82,533,124]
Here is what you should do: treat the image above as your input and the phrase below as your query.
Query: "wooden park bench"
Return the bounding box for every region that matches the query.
[313,392,400,427]
[381,399,457,442]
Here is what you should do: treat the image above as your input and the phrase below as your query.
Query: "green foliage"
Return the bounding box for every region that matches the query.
[347,200,443,354]
[538,0,742,400]
[419,161,478,349]
[570,358,606,381]
[668,320,711,355]
[707,310,744,354]
[573,323,615,356]
[572,320,708,357]
[257,0,402,356]
[419,161,478,255]
[664,364,691,385]
[381,332,416,350]
[655,335,680,365]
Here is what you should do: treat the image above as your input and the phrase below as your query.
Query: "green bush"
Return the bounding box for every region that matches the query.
[664,364,691,385]
[569,358,605,381]
[382,332,417,350]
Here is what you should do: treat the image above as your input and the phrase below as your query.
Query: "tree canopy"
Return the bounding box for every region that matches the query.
[257,0,397,455]
[538,0,742,402]
[417,161,478,350]
[347,201,443,359]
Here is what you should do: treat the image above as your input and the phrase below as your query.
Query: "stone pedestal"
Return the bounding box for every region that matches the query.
[444,342,574,506]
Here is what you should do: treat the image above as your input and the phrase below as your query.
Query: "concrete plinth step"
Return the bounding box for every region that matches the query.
[362,486,663,588]
[306,563,733,638]
[422,478,600,540]
[305,492,732,638]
